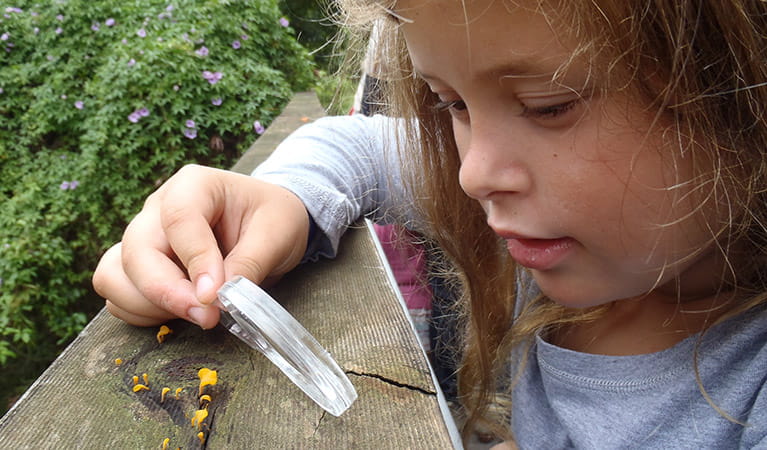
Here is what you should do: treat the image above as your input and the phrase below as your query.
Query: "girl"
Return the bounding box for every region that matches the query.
[94,0,767,447]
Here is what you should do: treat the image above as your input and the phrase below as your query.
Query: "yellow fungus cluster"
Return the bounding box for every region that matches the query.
[116,326,221,447]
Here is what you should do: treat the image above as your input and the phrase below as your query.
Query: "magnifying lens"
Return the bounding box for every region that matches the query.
[217,276,357,417]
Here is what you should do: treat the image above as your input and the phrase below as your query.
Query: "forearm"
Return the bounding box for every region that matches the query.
[253,114,412,259]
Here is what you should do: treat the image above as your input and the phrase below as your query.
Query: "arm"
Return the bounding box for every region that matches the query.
[93,114,405,328]
[253,113,413,259]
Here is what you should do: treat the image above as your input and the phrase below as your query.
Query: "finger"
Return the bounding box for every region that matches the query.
[121,202,220,329]
[105,300,172,327]
[222,184,309,283]
[158,165,227,305]
[93,243,176,322]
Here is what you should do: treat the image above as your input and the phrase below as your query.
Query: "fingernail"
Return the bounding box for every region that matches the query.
[188,306,208,329]
[195,274,215,303]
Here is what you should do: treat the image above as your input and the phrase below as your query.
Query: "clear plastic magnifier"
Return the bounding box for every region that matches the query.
[217,276,357,417]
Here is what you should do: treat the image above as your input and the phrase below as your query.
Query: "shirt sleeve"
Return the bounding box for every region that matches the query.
[251,113,415,260]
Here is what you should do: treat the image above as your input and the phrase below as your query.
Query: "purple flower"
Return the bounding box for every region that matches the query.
[166,4,174,11]
[5,7,23,13]
[91,22,100,31]
[195,46,208,57]
[34,27,39,34]
[121,38,128,44]
[173,84,180,91]
[61,94,67,99]
[55,27,63,34]
[201,70,223,84]
[184,128,197,139]
[253,120,265,135]
[128,112,140,123]
[105,18,115,26]
[231,40,241,49]
[127,58,136,66]
[69,180,80,189]
[60,181,70,190]
[211,97,222,106]
[0,33,8,41]
[240,34,249,41]
[138,107,150,117]
[56,14,64,21]
[185,119,196,128]
[0,88,3,94]
[74,100,84,109]
[279,17,289,27]
[136,28,146,38]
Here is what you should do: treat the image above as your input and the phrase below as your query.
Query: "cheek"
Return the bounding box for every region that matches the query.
[452,120,470,161]
[600,130,714,260]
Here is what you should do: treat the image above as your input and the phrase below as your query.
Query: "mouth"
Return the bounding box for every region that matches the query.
[502,235,575,271]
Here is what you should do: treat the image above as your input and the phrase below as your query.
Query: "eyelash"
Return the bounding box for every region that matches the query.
[521,99,579,119]
[433,98,580,120]
[433,100,467,113]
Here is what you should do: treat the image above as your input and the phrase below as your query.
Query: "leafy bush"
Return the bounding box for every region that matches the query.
[279,0,339,69]
[0,0,314,405]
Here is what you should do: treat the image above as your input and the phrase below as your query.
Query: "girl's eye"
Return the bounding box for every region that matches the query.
[520,99,580,120]
[433,99,468,114]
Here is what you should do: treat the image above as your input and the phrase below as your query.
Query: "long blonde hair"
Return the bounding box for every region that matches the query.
[334,0,767,440]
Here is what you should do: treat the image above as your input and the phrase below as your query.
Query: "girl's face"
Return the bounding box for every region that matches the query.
[398,0,726,308]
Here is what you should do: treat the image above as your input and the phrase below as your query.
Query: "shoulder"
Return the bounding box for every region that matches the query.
[703,304,767,447]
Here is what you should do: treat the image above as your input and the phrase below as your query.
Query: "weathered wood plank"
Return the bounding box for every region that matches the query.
[0,92,457,449]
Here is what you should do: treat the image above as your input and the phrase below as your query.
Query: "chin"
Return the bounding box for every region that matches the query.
[531,271,625,310]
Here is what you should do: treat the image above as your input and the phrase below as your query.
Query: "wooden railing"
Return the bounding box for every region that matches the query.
[0,92,460,449]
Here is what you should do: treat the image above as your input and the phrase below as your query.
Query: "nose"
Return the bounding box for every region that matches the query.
[458,122,531,200]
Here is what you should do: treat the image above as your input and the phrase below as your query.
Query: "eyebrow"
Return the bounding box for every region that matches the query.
[416,61,556,85]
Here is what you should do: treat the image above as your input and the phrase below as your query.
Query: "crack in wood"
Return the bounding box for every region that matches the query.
[312,410,327,437]
[346,370,436,396]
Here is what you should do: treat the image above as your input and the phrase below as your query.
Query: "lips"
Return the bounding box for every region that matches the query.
[505,236,575,270]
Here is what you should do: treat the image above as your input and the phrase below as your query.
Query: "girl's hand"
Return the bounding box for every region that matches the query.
[92,164,310,329]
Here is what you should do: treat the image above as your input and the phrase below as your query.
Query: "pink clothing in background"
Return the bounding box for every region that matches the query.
[374,224,432,350]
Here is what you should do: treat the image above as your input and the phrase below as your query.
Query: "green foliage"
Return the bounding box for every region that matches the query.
[315,69,357,115]
[0,0,314,407]
[279,0,339,70]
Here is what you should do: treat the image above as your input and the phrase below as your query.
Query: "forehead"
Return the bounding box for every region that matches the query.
[393,0,578,82]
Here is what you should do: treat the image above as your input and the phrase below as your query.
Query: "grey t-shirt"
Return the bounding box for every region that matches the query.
[514,303,767,449]
[253,114,767,448]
